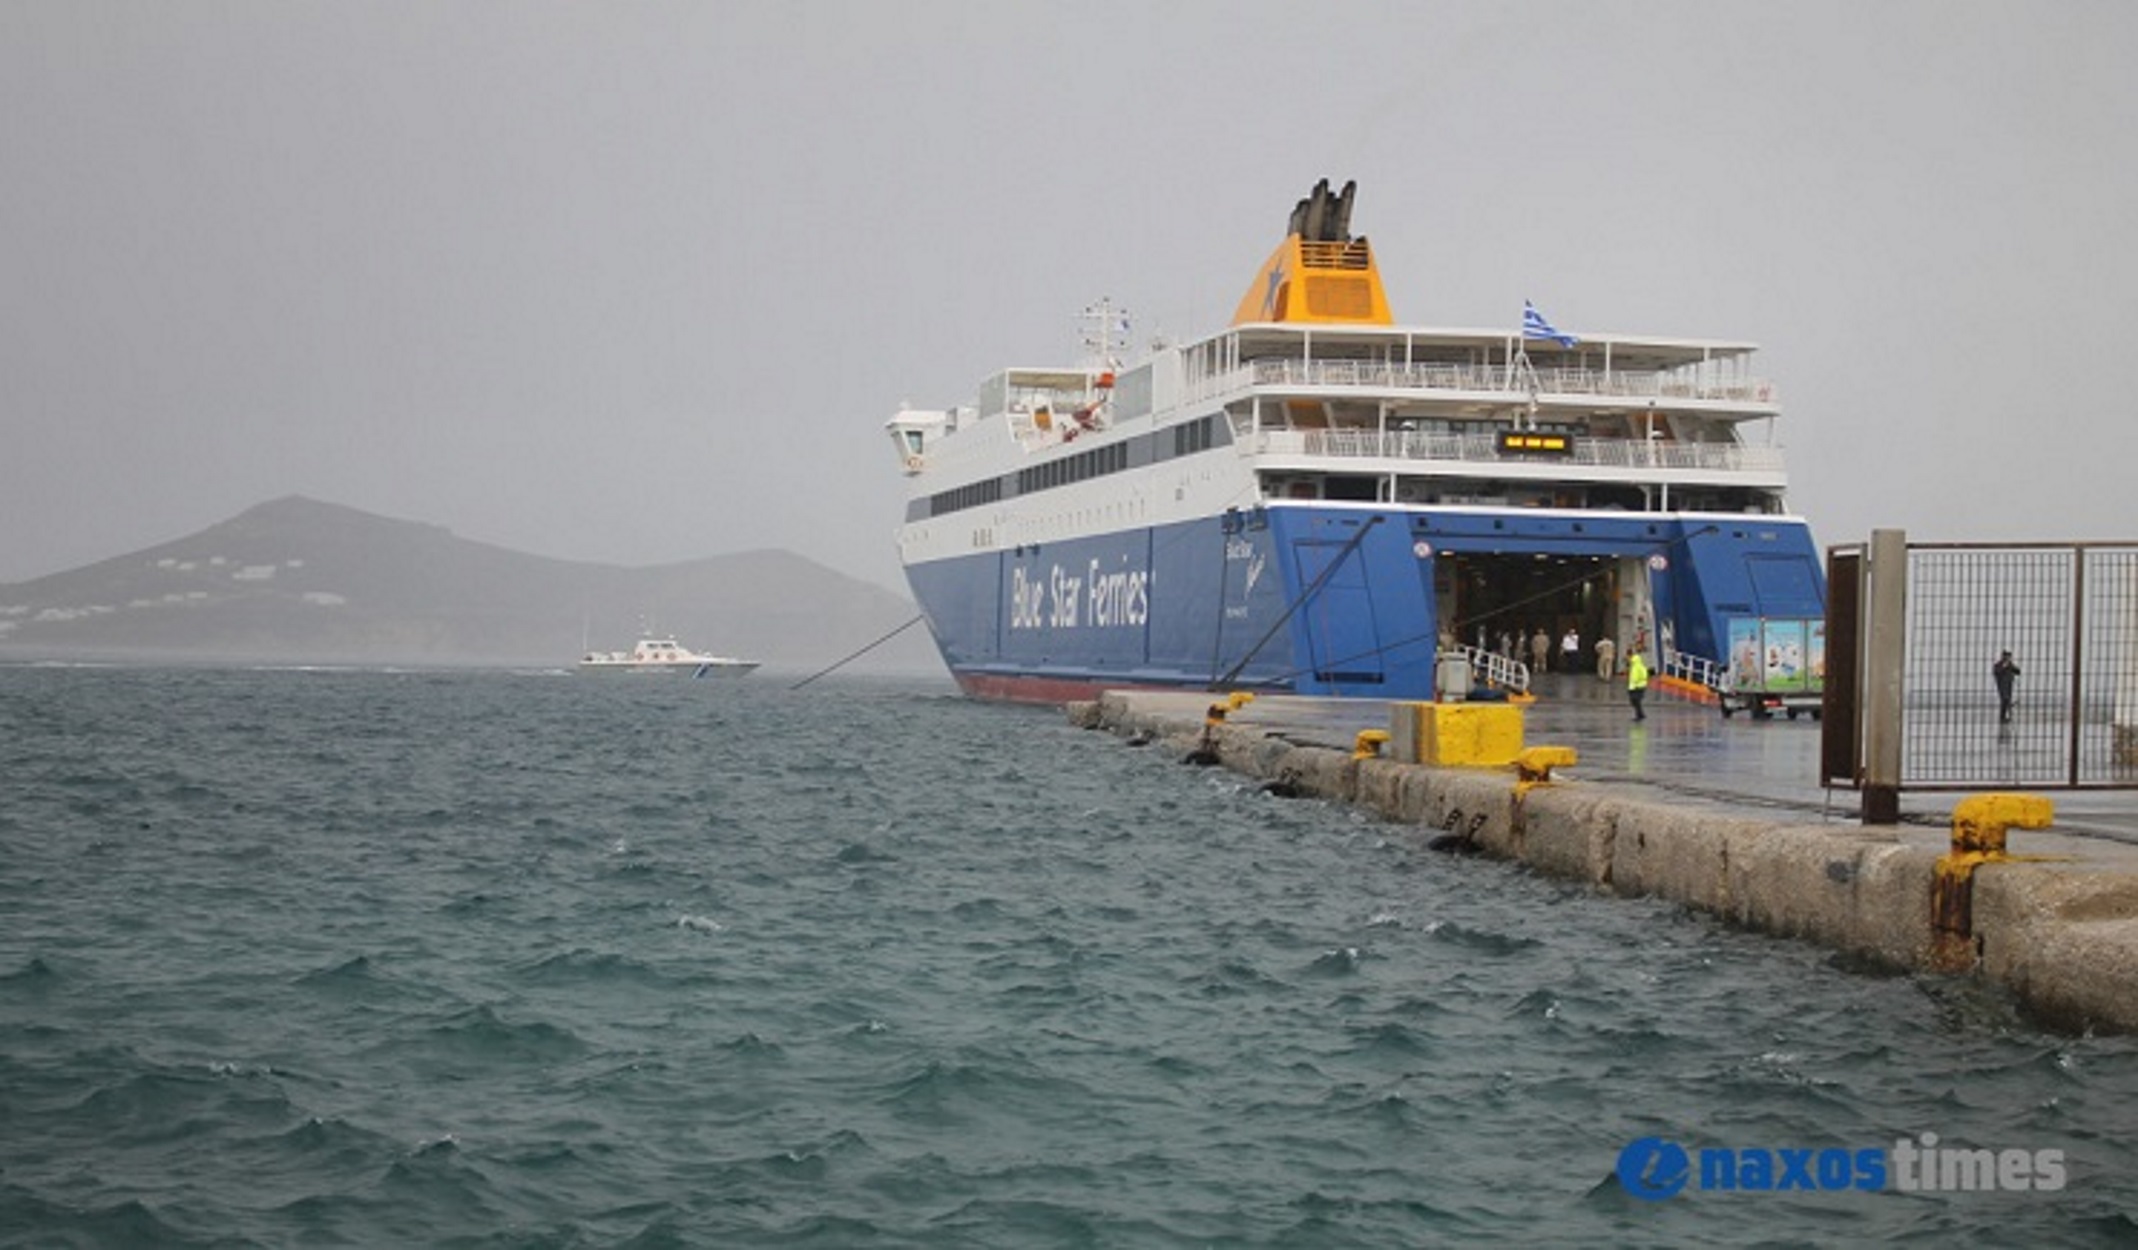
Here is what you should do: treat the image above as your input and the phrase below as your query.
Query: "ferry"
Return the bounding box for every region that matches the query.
[886,179,1825,704]
[578,636,759,679]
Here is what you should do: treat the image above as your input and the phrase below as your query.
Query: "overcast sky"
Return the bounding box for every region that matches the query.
[4,1,2133,593]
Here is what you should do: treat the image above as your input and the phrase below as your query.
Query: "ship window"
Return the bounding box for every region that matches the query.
[1172,415,1218,457]
[928,475,1005,517]
[1011,439,1131,502]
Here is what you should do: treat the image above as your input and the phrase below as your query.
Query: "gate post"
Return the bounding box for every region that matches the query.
[2110,551,2138,767]
[1862,529,1908,824]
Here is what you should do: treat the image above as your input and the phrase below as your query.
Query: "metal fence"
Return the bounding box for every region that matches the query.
[1824,539,2138,798]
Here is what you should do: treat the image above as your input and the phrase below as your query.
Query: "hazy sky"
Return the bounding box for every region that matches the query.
[4,1,2133,593]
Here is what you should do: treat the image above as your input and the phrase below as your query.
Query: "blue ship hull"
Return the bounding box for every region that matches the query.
[906,504,1826,702]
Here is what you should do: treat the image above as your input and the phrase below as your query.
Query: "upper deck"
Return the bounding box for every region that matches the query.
[1178,321,1776,420]
[889,180,1796,525]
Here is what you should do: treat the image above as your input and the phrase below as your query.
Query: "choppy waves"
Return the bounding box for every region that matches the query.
[3,667,2137,1246]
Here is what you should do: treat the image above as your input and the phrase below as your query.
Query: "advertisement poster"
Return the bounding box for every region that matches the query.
[1727,618,1761,690]
[1762,619,1808,693]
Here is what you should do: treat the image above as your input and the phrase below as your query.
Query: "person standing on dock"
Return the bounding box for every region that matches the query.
[1560,627,1580,673]
[1993,650,2020,723]
[1627,650,1649,721]
[1595,636,1616,681]
[1531,627,1551,674]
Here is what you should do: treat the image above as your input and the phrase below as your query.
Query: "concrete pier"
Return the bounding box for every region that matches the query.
[1070,682,2138,1035]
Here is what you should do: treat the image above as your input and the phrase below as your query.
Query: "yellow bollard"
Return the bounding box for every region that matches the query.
[1354,729,1391,761]
[1931,792,2057,967]
[1514,745,1577,783]
[1949,793,2054,857]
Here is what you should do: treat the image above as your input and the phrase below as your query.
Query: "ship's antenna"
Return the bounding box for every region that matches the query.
[1079,298,1130,371]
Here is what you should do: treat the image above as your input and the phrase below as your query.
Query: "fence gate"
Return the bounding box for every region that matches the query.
[1822,534,2138,820]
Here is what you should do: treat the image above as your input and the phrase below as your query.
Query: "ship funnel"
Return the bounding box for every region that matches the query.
[1286,178,1356,243]
[1232,178,1392,327]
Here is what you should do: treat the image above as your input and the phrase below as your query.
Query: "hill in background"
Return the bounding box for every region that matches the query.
[0,496,942,673]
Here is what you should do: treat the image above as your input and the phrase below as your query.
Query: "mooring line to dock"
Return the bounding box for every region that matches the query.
[790,614,926,690]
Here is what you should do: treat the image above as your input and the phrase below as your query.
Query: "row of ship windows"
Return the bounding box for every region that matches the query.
[928,477,1004,515]
[1017,441,1127,495]
[927,416,1225,518]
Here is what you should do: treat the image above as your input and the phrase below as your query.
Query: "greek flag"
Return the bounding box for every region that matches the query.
[1522,300,1578,347]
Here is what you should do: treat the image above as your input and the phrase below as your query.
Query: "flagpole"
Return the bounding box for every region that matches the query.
[1516,301,1533,431]
[1505,309,1522,416]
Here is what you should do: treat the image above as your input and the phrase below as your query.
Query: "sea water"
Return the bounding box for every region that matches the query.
[3,665,2135,1247]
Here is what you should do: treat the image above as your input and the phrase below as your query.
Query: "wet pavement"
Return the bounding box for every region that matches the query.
[1210,672,2138,844]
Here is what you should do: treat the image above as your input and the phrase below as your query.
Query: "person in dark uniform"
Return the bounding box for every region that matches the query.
[1992,650,2020,723]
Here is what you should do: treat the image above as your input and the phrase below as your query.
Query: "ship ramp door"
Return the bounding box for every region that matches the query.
[1440,551,1621,671]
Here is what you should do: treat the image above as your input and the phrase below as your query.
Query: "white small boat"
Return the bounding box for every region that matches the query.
[578,636,759,678]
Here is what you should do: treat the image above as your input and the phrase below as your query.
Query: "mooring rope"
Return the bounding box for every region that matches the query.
[789,614,927,690]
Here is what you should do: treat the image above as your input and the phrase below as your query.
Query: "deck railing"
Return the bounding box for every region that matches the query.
[1186,359,1777,406]
[1662,648,1727,691]
[1242,428,1786,474]
[1460,646,1530,695]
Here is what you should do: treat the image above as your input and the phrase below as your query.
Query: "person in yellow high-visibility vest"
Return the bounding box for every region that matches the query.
[1627,651,1649,722]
